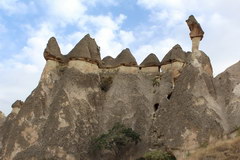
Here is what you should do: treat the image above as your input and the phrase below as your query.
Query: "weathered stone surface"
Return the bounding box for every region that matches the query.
[189,50,213,76]
[214,61,240,133]
[187,137,240,160]
[114,48,137,66]
[186,15,204,40]
[67,34,101,64]
[0,111,5,156]
[161,44,187,66]
[150,65,224,159]
[140,53,161,67]
[102,56,115,68]
[0,111,5,127]
[1,30,240,160]
[44,37,63,62]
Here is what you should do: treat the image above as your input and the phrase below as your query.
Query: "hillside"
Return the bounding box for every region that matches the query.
[0,15,240,160]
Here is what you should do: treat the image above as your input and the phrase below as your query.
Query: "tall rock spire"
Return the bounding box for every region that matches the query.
[186,15,204,52]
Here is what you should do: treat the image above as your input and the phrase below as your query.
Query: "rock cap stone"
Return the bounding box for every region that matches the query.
[186,15,204,40]
[44,37,63,62]
[102,56,115,68]
[67,34,101,64]
[140,53,161,67]
[11,100,24,108]
[114,48,137,66]
[161,44,186,66]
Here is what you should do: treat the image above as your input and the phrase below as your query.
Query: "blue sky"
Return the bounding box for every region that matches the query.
[0,0,240,115]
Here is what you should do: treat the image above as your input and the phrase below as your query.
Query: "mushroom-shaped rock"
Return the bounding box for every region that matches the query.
[44,37,63,62]
[11,100,23,114]
[161,44,186,65]
[12,100,24,109]
[67,34,101,64]
[140,53,160,67]
[114,48,137,66]
[186,15,204,40]
[102,56,115,68]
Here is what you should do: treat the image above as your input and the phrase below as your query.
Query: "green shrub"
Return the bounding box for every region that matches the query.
[143,150,176,160]
[99,76,113,92]
[89,122,141,157]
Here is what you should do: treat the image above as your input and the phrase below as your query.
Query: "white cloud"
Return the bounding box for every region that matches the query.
[43,0,86,23]
[0,0,31,14]
[119,30,135,47]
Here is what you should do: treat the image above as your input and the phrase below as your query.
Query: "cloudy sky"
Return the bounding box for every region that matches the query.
[0,0,240,115]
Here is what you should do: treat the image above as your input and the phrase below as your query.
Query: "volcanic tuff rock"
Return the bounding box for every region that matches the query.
[0,111,5,127]
[186,15,204,40]
[44,37,63,62]
[114,48,137,66]
[67,34,101,64]
[140,53,161,67]
[0,15,240,160]
[214,61,240,133]
[102,56,115,68]
[161,44,187,65]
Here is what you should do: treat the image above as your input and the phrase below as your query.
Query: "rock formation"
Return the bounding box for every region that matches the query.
[214,61,240,133]
[102,56,115,68]
[140,53,160,72]
[0,15,239,160]
[67,34,101,64]
[114,48,137,66]
[44,37,64,63]
[186,15,204,52]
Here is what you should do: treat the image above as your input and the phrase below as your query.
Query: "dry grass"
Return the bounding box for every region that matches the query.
[186,137,240,160]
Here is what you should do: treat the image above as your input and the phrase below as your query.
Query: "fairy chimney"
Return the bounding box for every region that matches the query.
[186,15,204,52]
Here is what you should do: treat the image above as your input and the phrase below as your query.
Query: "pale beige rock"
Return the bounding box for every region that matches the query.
[68,60,99,73]
[140,66,159,73]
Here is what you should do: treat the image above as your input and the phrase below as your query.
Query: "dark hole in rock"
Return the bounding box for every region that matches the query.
[167,92,172,100]
[154,103,159,111]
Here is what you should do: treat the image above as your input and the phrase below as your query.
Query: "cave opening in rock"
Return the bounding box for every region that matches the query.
[167,92,172,100]
[154,103,159,111]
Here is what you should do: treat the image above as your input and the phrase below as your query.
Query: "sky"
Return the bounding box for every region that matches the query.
[0,0,240,115]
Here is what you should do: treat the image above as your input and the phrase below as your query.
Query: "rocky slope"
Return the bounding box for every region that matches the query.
[187,136,240,160]
[0,16,240,160]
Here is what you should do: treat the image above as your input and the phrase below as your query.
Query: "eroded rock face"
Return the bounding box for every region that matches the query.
[0,111,5,127]
[214,61,240,133]
[149,65,224,159]
[0,111,5,155]
[0,32,239,160]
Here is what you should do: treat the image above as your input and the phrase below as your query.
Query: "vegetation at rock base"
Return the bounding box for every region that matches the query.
[99,75,113,92]
[89,122,141,158]
[136,150,176,160]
